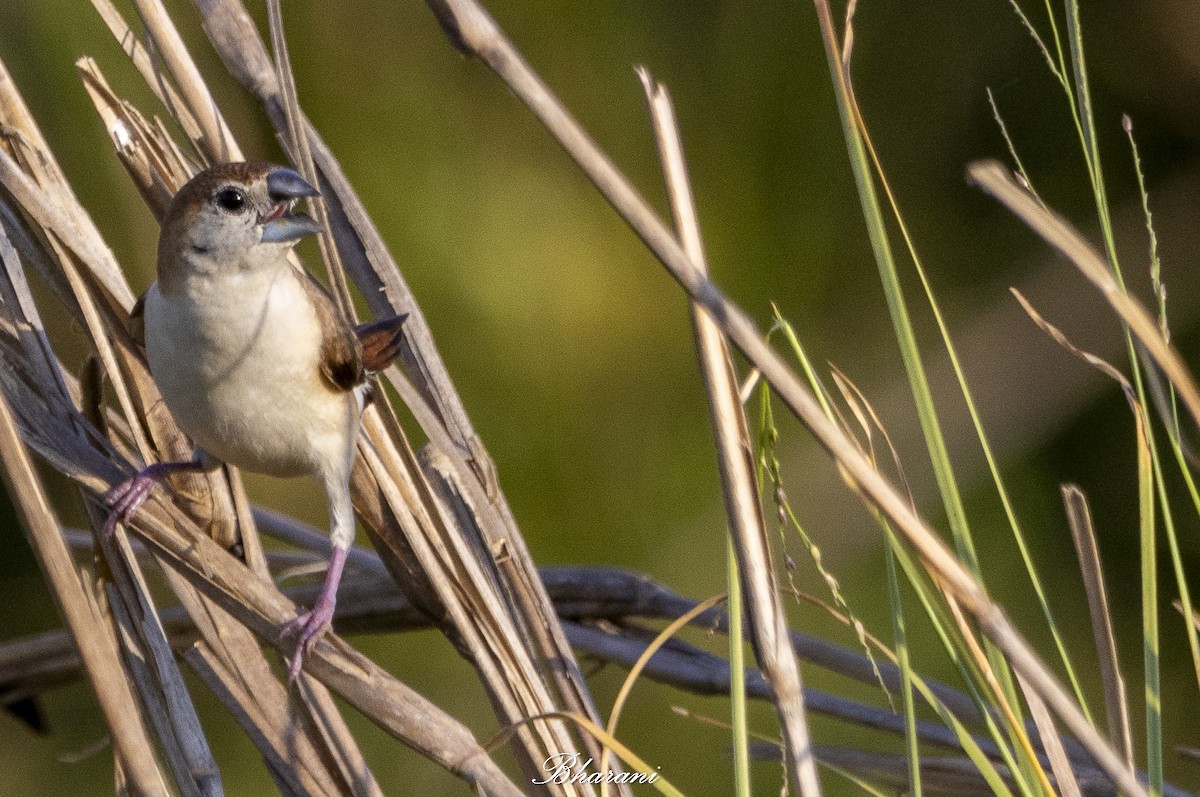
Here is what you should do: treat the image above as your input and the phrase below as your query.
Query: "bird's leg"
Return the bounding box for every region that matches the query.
[103,457,210,537]
[283,543,347,682]
[284,458,355,682]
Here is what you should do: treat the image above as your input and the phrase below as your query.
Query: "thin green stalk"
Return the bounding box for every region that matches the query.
[1062,5,1164,786]
[1007,0,1066,86]
[1066,0,1114,249]
[1014,2,1120,272]
[883,528,1035,796]
[1157,434,1200,690]
[1125,116,1200,691]
[726,535,751,797]
[772,313,836,419]
[1036,0,1068,78]
[903,680,1017,797]
[815,3,981,579]
[885,544,920,797]
[1138,430,1162,797]
[1123,116,1166,333]
[818,2,1027,754]
[768,305,1030,792]
[986,87,1044,204]
[865,80,1093,725]
[1015,7,1169,788]
[763,316,891,696]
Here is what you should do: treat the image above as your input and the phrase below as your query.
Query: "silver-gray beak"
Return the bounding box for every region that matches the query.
[261,167,320,242]
[266,167,319,200]
[261,212,322,243]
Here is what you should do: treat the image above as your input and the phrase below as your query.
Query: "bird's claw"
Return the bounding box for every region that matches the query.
[283,599,335,684]
[101,461,204,538]
[282,545,346,684]
[102,471,160,537]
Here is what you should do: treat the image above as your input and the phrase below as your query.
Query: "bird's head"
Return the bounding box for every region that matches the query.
[157,162,321,289]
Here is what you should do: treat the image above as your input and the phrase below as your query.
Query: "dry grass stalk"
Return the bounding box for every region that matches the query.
[140,0,607,788]
[1061,485,1135,770]
[0,555,976,747]
[0,346,167,795]
[129,0,239,162]
[0,499,1175,796]
[0,60,225,797]
[0,568,990,767]
[969,160,1200,432]
[638,70,822,796]
[808,746,1123,797]
[1016,671,1084,797]
[0,282,520,792]
[264,0,354,321]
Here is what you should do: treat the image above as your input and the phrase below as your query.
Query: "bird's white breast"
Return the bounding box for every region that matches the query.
[143,263,358,479]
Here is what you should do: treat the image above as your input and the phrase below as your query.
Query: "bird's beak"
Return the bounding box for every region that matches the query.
[260,167,322,243]
[260,211,322,243]
[266,168,319,201]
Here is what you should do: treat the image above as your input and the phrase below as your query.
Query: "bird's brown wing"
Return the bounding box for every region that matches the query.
[298,272,363,393]
[355,313,408,373]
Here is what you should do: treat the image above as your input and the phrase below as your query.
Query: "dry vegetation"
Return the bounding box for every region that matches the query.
[0,0,1193,795]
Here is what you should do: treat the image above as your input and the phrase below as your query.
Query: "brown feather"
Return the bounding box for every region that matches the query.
[298,273,363,393]
[355,314,408,373]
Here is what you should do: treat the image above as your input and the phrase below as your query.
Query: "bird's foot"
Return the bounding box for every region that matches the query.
[283,593,336,684]
[281,545,348,684]
[102,462,185,537]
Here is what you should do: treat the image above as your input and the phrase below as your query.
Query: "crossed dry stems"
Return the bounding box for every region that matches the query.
[0,1,1185,796]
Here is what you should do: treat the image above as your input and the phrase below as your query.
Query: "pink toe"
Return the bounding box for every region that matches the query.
[103,476,154,538]
[284,605,334,683]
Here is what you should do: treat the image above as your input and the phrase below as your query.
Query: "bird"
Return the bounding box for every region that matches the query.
[103,161,406,681]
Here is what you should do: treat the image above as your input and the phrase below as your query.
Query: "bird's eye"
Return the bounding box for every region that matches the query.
[215,187,247,213]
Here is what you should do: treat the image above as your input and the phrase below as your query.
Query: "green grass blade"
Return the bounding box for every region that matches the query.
[726,535,752,797]
[1137,423,1162,796]
[862,87,1094,724]
[763,310,1029,790]
[815,6,982,581]
[885,544,921,797]
[1064,0,1117,262]
[882,528,1035,795]
[1006,0,1067,88]
[1124,115,1200,692]
[811,10,1035,744]
[1009,7,1172,789]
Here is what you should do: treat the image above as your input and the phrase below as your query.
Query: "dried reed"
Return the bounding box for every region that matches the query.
[0,1,1190,796]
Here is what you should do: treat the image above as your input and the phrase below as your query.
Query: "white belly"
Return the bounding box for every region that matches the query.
[143,267,358,479]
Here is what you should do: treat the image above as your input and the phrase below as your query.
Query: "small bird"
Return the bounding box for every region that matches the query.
[103,161,405,681]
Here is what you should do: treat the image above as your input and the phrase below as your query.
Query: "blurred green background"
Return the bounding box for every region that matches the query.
[1,0,1199,794]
